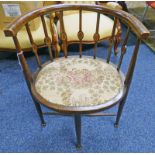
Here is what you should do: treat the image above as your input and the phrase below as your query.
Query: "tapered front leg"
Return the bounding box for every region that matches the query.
[115,39,141,128]
[74,114,82,148]
[33,100,46,127]
[114,96,126,128]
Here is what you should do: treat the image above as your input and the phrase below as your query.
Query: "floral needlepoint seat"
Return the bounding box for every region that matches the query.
[35,56,123,106]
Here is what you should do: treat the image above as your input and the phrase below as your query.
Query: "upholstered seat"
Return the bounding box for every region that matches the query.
[35,56,124,106]
[57,12,119,42]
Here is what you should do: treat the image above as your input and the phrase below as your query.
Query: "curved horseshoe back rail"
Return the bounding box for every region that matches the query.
[4,4,149,39]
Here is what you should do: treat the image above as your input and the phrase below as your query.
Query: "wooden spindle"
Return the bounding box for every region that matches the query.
[117,27,130,71]
[49,13,59,58]
[25,23,41,68]
[41,15,48,37]
[107,17,118,63]
[40,15,53,61]
[59,11,68,58]
[77,9,84,58]
[93,13,100,59]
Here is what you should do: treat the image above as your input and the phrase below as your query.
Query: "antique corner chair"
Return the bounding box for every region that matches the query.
[4,4,149,148]
[54,1,122,56]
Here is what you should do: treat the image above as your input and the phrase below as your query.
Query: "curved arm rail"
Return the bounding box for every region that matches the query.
[4,4,149,39]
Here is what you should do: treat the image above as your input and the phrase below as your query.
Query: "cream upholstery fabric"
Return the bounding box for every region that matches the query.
[60,1,96,16]
[35,56,123,106]
[57,12,118,41]
[103,2,122,10]
[62,1,95,4]
[0,17,57,50]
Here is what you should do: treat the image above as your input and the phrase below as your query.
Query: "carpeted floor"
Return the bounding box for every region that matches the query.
[126,1,155,51]
[0,21,155,153]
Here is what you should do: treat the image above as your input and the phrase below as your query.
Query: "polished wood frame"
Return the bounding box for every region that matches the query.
[4,4,149,148]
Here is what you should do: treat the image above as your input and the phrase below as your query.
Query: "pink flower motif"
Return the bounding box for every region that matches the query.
[67,69,95,87]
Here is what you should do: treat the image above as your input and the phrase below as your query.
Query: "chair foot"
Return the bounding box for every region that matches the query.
[76,144,82,150]
[41,122,46,127]
[114,123,119,128]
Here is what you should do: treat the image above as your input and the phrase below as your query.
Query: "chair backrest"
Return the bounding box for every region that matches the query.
[4,4,149,92]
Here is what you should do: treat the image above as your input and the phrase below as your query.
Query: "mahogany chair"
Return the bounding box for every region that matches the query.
[4,4,149,148]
